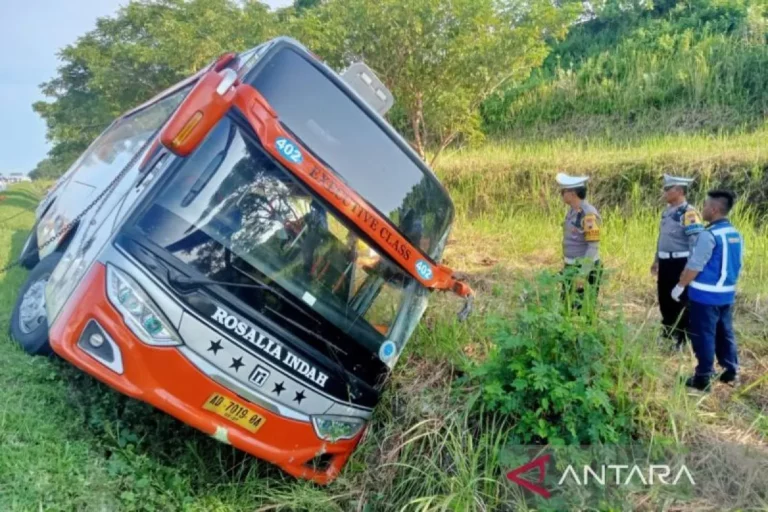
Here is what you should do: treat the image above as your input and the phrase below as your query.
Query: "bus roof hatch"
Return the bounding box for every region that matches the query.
[341,62,394,116]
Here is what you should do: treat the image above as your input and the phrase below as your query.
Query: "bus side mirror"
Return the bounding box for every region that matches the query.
[160,68,238,157]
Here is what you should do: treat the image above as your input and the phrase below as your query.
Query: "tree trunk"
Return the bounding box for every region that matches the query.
[417,93,428,156]
[411,93,426,159]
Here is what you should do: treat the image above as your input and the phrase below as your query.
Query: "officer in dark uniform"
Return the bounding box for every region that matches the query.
[651,174,703,348]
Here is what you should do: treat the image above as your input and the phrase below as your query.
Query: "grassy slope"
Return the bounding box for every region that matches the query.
[439,127,768,297]
[480,2,768,140]
[1,124,767,512]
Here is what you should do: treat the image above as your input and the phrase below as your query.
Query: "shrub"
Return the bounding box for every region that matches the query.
[474,270,637,444]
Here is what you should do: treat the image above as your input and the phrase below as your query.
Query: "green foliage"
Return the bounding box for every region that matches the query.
[475,271,638,444]
[287,0,581,161]
[31,0,581,179]
[26,0,768,178]
[482,0,768,137]
[28,155,74,181]
[294,0,322,11]
[32,0,276,176]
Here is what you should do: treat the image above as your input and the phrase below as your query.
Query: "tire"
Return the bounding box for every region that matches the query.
[10,252,63,356]
[19,225,40,270]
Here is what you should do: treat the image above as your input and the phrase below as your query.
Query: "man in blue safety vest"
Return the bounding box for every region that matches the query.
[671,190,743,391]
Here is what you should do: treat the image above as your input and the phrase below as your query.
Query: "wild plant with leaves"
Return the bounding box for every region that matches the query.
[475,271,638,444]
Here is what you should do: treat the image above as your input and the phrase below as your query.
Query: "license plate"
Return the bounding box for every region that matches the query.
[203,393,266,434]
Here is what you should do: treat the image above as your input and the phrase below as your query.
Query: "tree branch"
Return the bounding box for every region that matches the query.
[429,131,459,167]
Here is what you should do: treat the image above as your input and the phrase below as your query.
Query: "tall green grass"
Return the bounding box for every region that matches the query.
[438,129,768,214]
[482,2,768,138]
[485,34,768,134]
[435,131,768,299]
[449,203,767,299]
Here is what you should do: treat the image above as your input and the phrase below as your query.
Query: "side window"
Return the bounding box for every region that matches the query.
[68,88,190,185]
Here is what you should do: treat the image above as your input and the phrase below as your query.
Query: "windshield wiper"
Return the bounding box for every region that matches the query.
[169,272,359,399]
[167,273,320,326]
[264,304,347,356]
[270,304,359,401]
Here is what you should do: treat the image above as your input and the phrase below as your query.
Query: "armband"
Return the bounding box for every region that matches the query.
[683,210,703,236]
[583,213,600,242]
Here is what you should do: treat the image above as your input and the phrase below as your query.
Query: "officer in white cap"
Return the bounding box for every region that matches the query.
[557,173,602,308]
[651,174,703,348]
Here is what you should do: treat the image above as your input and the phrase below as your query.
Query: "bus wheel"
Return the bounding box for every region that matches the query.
[10,252,62,356]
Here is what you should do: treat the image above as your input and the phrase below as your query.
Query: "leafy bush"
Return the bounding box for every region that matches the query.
[475,271,637,444]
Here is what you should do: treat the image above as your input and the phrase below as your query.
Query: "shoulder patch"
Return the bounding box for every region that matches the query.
[682,209,703,235]
[582,213,600,242]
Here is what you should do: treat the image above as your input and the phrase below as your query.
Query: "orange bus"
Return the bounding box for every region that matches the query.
[11,37,472,484]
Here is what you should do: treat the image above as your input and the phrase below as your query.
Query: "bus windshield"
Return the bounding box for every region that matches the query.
[246,45,454,259]
[134,116,418,354]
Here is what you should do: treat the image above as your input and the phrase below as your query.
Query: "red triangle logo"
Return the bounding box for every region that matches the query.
[506,454,551,499]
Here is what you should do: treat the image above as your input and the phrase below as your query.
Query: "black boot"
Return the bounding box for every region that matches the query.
[685,375,712,392]
[719,371,739,385]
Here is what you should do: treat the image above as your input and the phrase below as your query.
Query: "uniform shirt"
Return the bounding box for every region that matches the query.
[563,200,601,261]
[656,202,703,256]
[685,230,716,271]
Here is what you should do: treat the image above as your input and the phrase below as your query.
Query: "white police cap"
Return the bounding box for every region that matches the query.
[556,172,589,189]
[663,174,694,188]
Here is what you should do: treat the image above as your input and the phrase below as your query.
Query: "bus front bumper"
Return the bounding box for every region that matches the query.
[49,262,362,484]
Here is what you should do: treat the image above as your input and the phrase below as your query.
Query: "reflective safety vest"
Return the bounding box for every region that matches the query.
[689,220,743,306]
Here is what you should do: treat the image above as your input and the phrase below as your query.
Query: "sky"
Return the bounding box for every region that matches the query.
[0,0,292,176]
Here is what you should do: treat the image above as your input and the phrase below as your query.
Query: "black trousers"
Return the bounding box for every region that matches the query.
[657,257,689,343]
[562,262,602,310]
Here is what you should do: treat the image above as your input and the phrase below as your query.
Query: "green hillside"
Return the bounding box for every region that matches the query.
[482,0,768,139]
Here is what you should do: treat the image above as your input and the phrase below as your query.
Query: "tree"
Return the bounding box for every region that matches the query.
[287,0,582,164]
[29,156,67,181]
[33,0,275,179]
[295,0,323,11]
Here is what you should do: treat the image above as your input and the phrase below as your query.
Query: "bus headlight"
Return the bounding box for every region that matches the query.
[311,415,366,442]
[106,264,181,346]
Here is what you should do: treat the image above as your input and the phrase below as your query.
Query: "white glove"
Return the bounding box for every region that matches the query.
[671,284,685,302]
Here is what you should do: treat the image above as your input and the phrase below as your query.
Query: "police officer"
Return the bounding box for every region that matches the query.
[672,190,743,391]
[651,174,704,348]
[557,173,602,307]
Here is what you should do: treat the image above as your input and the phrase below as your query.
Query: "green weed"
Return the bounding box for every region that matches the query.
[474,271,641,444]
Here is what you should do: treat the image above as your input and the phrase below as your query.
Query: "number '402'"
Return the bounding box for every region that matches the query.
[276,138,303,163]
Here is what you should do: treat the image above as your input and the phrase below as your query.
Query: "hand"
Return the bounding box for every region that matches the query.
[671,284,685,302]
[650,261,659,276]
